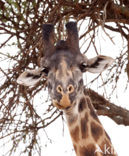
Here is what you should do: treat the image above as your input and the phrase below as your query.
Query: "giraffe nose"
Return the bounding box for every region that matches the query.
[56,84,74,94]
[55,84,75,109]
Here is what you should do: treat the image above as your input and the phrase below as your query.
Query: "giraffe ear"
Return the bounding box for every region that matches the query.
[17,68,43,86]
[87,55,114,73]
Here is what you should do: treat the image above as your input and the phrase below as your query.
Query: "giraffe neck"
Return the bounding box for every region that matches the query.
[64,93,117,156]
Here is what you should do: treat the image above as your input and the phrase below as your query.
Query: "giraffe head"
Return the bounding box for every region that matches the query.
[17,22,114,110]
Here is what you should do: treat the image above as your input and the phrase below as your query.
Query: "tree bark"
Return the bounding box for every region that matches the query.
[85,89,129,126]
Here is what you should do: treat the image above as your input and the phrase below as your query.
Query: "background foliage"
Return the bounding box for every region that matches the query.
[0,0,129,155]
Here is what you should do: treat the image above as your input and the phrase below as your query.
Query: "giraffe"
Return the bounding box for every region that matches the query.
[17,22,117,156]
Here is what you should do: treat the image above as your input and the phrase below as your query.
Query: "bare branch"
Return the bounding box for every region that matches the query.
[86,89,129,126]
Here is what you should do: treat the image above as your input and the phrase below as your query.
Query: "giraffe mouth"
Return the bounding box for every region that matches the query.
[53,100,66,109]
[52,95,72,110]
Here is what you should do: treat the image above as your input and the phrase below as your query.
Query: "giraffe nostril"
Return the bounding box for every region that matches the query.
[67,85,74,94]
[56,85,63,94]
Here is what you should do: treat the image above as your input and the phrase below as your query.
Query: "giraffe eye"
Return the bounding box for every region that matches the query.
[80,63,88,72]
[41,67,49,76]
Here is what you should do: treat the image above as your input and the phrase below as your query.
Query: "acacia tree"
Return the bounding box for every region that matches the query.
[0,0,129,155]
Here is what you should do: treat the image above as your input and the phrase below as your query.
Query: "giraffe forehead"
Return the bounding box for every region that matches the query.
[56,58,72,78]
[59,58,69,72]
[46,52,75,80]
[46,49,81,68]
[52,52,75,67]
[44,50,85,75]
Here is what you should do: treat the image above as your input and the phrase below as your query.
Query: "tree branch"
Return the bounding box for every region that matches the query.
[85,89,129,126]
[127,36,129,80]
[111,1,129,19]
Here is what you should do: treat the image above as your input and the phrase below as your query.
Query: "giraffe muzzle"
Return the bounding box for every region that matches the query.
[53,84,75,109]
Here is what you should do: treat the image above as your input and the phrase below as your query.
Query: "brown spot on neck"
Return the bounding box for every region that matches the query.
[80,112,89,139]
[90,122,103,142]
[79,144,96,156]
[70,126,80,143]
[78,97,87,112]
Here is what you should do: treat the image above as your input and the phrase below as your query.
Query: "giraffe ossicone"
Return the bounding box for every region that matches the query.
[17,21,117,156]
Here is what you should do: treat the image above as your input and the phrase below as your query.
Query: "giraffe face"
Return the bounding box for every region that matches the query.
[41,49,85,109]
[17,22,114,110]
